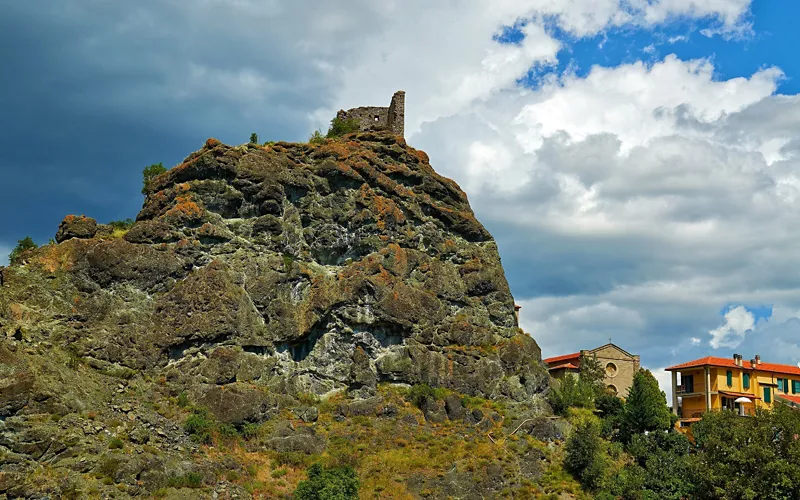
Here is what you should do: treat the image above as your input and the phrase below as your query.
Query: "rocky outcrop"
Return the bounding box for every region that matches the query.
[4,131,546,400]
[55,215,98,242]
[0,131,551,498]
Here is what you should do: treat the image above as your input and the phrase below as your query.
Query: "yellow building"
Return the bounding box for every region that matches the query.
[665,354,800,427]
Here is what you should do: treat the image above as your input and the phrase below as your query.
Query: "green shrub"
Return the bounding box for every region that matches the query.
[108,219,135,230]
[250,132,259,144]
[548,375,596,415]
[565,418,606,491]
[218,423,239,440]
[407,384,436,409]
[167,472,204,488]
[177,391,189,408]
[326,116,360,138]
[108,437,124,450]
[9,236,37,264]
[184,408,214,444]
[273,451,310,467]
[293,463,359,500]
[309,130,325,144]
[242,422,260,440]
[142,162,167,195]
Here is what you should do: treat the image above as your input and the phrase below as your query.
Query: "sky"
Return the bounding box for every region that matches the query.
[3,0,800,400]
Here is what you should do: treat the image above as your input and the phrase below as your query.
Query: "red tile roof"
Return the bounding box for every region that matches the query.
[777,394,800,405]
[543,352,581,366]
[548,362,579,371]
[665,356,800,376]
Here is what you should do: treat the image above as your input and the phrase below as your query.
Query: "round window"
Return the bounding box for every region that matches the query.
[606,362,618,377]
[607,384,618,395]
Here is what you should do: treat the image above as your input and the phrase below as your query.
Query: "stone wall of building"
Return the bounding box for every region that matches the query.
[336,91,405,137]
[583,345,640,398]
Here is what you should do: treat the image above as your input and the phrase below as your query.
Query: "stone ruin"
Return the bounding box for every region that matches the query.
[335,90,405,137]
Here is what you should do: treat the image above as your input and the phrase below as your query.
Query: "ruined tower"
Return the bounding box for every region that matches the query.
[335,91,405,137]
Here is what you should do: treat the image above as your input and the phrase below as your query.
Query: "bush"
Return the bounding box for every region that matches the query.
[177,391,189,408]
[9,236,37,264]
[565,418,606,491]
[326,116,360,138]
[184,408,214,444]
[293,463,359,500]
[242,422,260,440]
[548,375,596,415]
[108,219,134,230]
[167,472,203,488]
[108,437,124,450]
[250,132,259,144]
[309,130,325,144]
[142,162,167,195]
[407,384,436,409]
[218,423,239,440]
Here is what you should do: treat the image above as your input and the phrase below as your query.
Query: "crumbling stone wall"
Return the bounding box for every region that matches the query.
[336,91,405,137]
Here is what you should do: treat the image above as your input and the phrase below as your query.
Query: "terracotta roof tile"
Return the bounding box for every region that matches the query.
[548,362,579,371]
[666,356,800,376]
[777,394,800,405]
[543,352,581,365]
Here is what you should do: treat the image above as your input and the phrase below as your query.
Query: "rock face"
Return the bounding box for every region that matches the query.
[0,132,550,497]
[4,131,546,400]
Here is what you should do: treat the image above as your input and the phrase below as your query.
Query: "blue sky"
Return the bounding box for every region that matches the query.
[3,1,800,398]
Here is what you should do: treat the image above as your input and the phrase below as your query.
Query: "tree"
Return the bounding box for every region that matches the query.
[548,374,596,415]
[9,237,37,264]
[565,418,607,491]
[249,132,259,144]
[326,116,360,138]
[141,162,167,195]
[619,369,672,442]
[580,353,607,398]
[689,405,800,499]
[293,463,359,500]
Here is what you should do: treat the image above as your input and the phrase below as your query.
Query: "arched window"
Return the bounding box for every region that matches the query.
[607,384,618,395]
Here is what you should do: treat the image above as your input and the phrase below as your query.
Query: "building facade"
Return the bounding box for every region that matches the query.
[543,343,641,398]
[665,354,800,425]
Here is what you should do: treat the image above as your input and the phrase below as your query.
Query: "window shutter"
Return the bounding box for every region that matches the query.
[764,387,771,403]
[727,370,732,387]
[743,373,750,389]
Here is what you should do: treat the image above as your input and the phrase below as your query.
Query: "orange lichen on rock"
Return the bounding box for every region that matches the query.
[205,138,222,149]
[164,195,204,223]
[35,243,76,273]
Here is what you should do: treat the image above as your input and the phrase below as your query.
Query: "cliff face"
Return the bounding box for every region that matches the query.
[0,132,549,498]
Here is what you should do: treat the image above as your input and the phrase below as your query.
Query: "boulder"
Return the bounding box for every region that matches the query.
[55,215,98,242]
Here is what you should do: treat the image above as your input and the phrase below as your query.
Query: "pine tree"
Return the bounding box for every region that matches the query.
[620,369,672,441]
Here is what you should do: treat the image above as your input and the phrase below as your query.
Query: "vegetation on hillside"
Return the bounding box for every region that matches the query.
[141,162,167,194]
[309,115,362,143]
[9,236,37,264]
[557,367,800,499]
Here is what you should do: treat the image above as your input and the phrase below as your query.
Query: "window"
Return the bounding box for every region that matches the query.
[683,374,694,393]
[793,380,800,394]
[606,363,618,377]
[607,384,618,395]
[743,373,750,389]
[764,387,772,403]
[777,378,784,392]
[726,370,733,387]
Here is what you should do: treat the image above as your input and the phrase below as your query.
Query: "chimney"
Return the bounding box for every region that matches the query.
[755,354,761,365]
[733,353,739,366]
[750,358,756,369]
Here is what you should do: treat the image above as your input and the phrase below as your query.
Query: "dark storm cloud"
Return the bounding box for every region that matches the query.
[0,1,384,250]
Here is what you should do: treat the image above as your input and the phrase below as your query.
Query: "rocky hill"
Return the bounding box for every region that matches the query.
[0,132,559,499]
